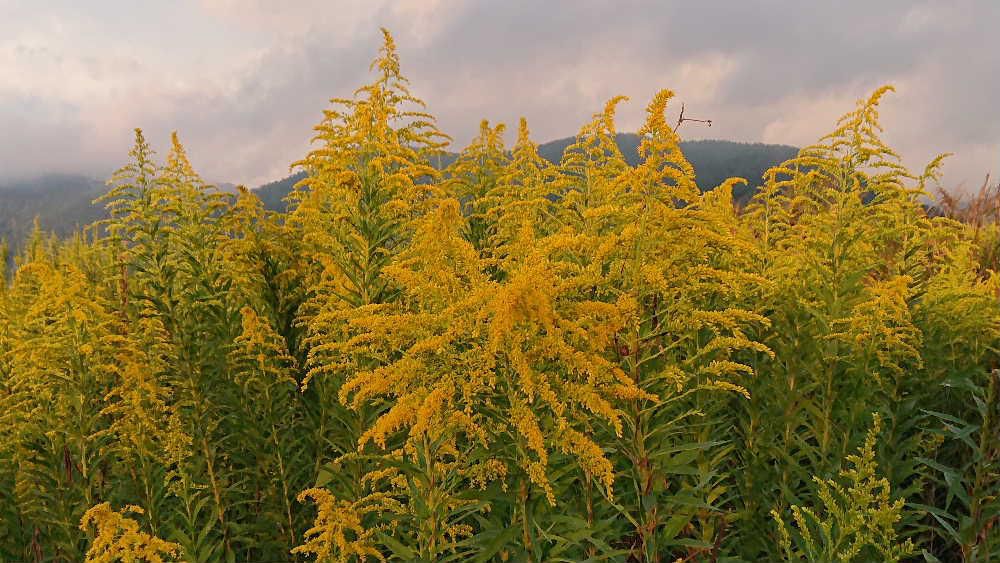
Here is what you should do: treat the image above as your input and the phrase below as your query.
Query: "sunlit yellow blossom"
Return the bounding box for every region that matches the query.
[80,503,181,562]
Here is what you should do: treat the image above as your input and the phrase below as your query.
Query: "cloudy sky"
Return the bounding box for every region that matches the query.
[1,0,998,190]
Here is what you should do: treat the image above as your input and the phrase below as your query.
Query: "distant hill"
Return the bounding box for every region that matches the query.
[255,137,798,211]
[254,172,307,211]
[0,175,107,252]
[537,136,797,201]
[678,139,798,196]
[0,138,798,251]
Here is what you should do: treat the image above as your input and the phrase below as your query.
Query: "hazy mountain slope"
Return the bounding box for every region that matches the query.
[254,172,307,211]
[538,135,797,196]
[0,175,107,251]
[0,138,798,249]
[254,138,798,211]
[680,139,799,198]
[0,176,236,254]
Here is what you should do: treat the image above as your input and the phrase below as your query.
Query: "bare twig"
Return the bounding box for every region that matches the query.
[673,102,713,133]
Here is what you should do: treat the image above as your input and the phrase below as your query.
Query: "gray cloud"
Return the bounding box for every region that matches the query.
[1,0,997,189]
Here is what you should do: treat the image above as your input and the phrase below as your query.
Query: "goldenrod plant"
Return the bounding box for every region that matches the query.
[79,503,180,563]
[1,29,998,562]
[772,414,915,562]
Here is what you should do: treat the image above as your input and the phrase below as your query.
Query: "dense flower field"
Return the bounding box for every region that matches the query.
[1,30,998,562]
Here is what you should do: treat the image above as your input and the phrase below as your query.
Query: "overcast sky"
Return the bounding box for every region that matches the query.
[1,0,998,190]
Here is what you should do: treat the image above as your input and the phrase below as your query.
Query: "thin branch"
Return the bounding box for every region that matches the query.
[673,102,713,133]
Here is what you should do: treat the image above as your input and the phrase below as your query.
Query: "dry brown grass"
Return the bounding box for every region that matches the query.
[932,174,1000,273]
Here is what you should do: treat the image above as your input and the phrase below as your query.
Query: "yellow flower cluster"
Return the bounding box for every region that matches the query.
[79,503,181,563]
[292,488,397,563]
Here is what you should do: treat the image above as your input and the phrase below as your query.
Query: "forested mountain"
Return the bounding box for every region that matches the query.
[540,136,798,200]
[1,138,795,247]
[254,137,797,211]
[0,175,106,250]
[0,176,238,252]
